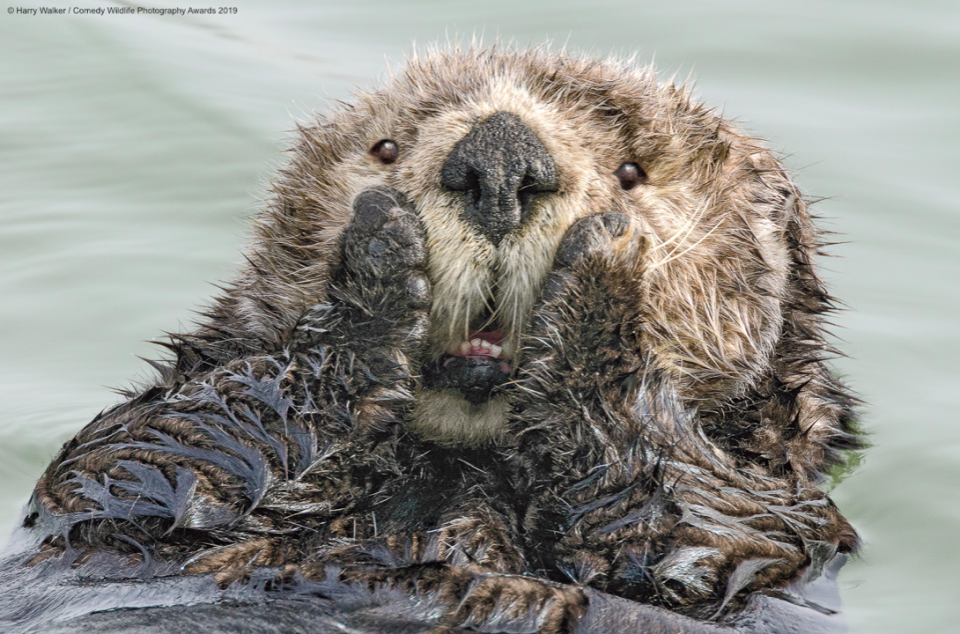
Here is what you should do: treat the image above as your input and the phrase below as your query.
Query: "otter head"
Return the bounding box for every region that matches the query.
[218,48,847,468]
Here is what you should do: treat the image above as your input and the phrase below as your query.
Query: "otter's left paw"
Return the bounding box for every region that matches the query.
[540,212,645,303]
[521,212,647,376]
[554,212,632,268]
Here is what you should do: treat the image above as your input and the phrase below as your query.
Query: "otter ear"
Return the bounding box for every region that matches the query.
[732,189,861,482]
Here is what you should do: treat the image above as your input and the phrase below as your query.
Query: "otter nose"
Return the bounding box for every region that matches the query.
[441,111,558,245]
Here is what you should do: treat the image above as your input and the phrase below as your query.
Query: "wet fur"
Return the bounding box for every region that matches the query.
[23,47,859,632]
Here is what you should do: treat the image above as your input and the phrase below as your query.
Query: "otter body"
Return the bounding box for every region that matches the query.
[1,48,858,633]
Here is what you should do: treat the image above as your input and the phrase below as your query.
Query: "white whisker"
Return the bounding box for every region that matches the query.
[648,219,722,272]
[650,197,710,255]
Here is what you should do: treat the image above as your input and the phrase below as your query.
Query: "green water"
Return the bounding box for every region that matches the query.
[2,2,958,631]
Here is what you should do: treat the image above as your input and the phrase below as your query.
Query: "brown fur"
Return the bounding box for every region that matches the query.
[24,46,859,632]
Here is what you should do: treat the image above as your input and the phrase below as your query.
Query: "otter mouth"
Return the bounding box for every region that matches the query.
[421,310,516,405]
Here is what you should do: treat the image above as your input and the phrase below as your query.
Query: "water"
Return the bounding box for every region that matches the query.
[2,1,958,631]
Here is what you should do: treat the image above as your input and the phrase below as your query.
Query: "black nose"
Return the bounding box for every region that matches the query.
[440,112,558,245]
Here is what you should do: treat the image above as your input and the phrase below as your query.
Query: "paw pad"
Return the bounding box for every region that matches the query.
[342,186,427,277]
[554,212,631,268]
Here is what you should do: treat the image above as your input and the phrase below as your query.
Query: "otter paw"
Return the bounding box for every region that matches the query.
[341,185,428,293]
[297,186,431,351]
[510,212,648,435]
[540,213,645,304]
[554,212,631,268]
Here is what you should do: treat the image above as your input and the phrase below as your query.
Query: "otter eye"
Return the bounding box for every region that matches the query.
[614,162,647,190]
[371,139,399,164]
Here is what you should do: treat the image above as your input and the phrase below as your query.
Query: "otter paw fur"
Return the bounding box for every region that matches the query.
[519,211,648,391]
[553,211,632,268]
[295,185,431,381]
[341,185,429,286]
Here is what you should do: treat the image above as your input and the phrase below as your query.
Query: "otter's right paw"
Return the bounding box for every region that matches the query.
[297,186,431,351]
[340,186,428,289]
[291,186,430,419]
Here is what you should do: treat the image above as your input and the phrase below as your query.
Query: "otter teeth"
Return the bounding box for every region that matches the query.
[453,338,506,359]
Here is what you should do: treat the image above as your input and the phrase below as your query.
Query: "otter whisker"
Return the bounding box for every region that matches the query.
[647,217,722,273]
[649,197,711,254]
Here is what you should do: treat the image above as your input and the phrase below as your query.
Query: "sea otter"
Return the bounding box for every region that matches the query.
[1,48,859,633]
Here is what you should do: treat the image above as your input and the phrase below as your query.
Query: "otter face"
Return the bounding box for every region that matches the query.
[262,49,811,446]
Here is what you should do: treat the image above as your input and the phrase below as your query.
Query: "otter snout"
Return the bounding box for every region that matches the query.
[440,111,558,245]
